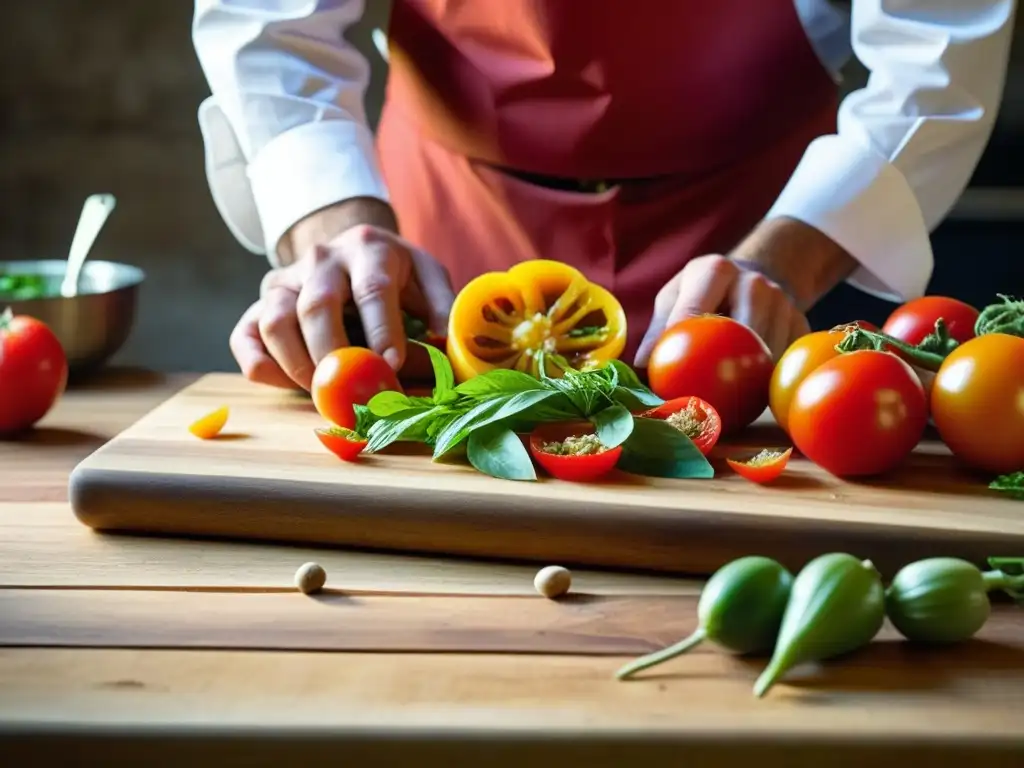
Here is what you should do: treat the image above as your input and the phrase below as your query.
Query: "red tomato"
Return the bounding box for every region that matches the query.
[727,447,793,484]
[0,310,68,435]
[528,423,622,483]
[882,296,979,346]
[788,350,928,477]
[314,426,368,462]
[311,347,402,430]
[647,316,774,435]
[930,333,1024,475]
[641,396,722,456]
[769,329,848,434]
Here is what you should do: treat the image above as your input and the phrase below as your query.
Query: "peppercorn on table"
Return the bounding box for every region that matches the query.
[0,369,1022,767]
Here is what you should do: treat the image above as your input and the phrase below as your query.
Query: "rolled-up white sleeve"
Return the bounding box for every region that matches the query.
[768,0,1016,302]
[192,0,389,265]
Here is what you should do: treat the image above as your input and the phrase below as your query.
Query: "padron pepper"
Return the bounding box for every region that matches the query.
[753,553,885,698]
[446,260,627,382]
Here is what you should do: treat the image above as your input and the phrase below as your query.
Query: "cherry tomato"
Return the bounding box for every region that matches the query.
[315,426,368,462]
[882,296,979,346]
[788,350,928,477]
[188,405,229,440]
[647,316,774,435]
[0,309,68,435]
[727,447,793,484]
[311,347,403,430]
[528,423,622,483]
[930,333,1024,475]
[769,329,847,434]
[641,396,722,455]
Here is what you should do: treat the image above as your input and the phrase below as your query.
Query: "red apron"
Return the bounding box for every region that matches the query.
[378,0,838,359]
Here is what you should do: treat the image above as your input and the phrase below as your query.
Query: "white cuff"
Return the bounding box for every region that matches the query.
[766,135,934,303]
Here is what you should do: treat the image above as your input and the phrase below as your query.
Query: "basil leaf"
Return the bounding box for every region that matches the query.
[353,404,381,436]
[605,360,647,391]
[591,405,634,449]
[410,339,455,400]
[454,369,545,398]
[367,390,421,417]
[989,471,1024,500]
[611,386,662,411]
[617,417,714,479]
[466,423,537,481]
[433,390,559,458]
[365,406,437,453]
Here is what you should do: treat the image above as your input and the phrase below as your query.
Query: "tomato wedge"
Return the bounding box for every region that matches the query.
[446,260,627,382]
[528,422,622,483]
[641,396,722,456]
[726,448,793,484]
[188,406,229,440]
[315,426,368,462]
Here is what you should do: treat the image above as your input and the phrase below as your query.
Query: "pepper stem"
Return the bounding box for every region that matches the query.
[752,654,791,699]
[614,627,707,680]
[981,569,1024,594]
[0,307,12,331]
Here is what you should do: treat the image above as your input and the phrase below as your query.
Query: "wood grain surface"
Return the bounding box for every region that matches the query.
[69,373,1024,578]
[3,369,1023,765]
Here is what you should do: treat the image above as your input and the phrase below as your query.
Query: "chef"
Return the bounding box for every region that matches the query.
[192,0,1015,390]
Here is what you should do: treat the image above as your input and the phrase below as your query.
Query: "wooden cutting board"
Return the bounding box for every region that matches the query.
[69,373,1024,577]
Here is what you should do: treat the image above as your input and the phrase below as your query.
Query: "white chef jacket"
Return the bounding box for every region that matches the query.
[192,0,1016,302]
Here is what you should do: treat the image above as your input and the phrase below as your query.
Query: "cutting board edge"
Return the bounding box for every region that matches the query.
[67,463,1024,579]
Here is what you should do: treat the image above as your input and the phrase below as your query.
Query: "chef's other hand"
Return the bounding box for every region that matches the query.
[231,214,455,390]
[634,218,859,366]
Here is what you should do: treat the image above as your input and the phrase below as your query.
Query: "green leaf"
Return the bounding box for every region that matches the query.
[590,405,634,449]
[989,471,1024,500]
[366,390,423,417]
[454,369,545,398]
[410,339,455,400]
[353,404,381,436]
[364,406,437,453]
[988,557,1024,576]
[466,423,537,481]
[612,386,663,410]
[617,417,714,479]
[605,360,651,393]
[433,389,559,458]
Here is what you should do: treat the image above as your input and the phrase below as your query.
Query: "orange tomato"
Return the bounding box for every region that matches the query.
[189,406,229,440]
[769,329,846,433]
[446,260,627,382]
[311,347,402,430]
[930,333,1024,475]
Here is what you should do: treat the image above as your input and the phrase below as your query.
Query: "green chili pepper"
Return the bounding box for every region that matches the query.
[615,556,793,680]
[885,556,1024,644]
[753,553,885,698]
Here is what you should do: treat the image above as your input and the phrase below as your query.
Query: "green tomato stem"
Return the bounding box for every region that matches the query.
[614,627,707,680]
[975,295,1024,338]
[981,569,1024,593]
[835,328,948,372]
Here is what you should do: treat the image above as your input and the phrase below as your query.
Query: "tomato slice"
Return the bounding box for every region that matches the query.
[726,447,793,484]
[315,426,368,462]
[188,406,229,440]
[641,396,722,455]
[528,422,622,482]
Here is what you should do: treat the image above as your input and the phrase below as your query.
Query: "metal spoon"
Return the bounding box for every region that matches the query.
[60,193,117,298]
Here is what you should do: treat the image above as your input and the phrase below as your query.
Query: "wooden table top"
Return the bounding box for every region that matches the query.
[1,369,1022,767]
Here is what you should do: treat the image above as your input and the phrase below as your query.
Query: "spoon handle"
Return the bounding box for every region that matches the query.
[60,193,117,298]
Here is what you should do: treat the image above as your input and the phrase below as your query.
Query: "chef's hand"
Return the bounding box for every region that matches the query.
[634,217,858,365]
[230,199,455,390]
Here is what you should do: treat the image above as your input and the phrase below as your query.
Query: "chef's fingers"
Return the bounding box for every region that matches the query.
[339,225,410,369]
[258,272,316,389]
[295,246,351,364]
[229,300,297,389]
[409,248,456,334]
[730,270,781,353]
[787,306,812,352]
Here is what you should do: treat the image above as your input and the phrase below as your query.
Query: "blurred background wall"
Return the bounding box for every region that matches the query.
[1,1,1021,372]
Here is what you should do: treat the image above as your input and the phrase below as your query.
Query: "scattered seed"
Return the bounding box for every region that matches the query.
[295,562,327,594]
[534,565,572,599]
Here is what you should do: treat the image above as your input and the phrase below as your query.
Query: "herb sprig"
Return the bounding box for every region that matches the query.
[990,471,1024,501]
[358,341,714,482]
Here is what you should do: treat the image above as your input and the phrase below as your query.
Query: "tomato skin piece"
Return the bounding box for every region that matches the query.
[311,347,402,430]
[528,423,622,483]
[930,333,1024,475]
[647,316,774,435]
[641,396,722,456]
[882,296,979,346]
[727,447,793,484]
[188,406,230,440]
[0,310,68,435]
[788,350,928,478]
[769,329,847,434]
[315,427,368,462]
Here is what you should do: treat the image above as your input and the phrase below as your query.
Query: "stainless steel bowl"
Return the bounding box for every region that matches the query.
[0,259,145,373]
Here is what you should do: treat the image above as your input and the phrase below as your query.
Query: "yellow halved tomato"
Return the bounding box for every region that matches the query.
[446,260,627,382]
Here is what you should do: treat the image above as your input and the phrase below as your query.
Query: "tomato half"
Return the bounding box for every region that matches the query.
[311,347,403,430]
[882,296,979,346]
[528,422,622,483]
[0,309,68,435]
[727,447,793,484]
[788,350,928,477]
[641,396,722,455]
[930,333,1024,475]
[769,329,847,434]
[315,426,369,462]
[188,406,230,440]
[647,315,774,435]
[446,260,627,382]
